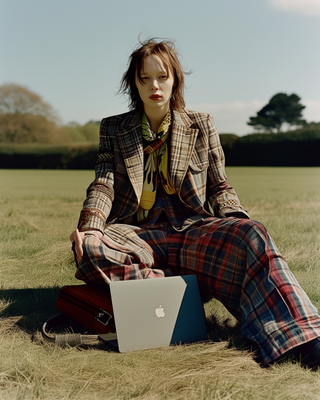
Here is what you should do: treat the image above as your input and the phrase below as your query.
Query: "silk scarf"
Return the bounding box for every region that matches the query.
[137,111,176,222]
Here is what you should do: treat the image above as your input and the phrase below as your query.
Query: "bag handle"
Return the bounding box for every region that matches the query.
[42,313,117,346]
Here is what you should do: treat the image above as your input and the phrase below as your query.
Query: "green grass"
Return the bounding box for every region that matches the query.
[0,167,320,399]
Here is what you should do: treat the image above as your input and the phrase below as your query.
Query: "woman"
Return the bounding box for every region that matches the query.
[70,39,320,366]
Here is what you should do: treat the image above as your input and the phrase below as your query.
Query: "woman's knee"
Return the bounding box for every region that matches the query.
[237,219,267,238]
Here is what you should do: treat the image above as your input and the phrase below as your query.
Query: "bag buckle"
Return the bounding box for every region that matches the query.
[95,308,113,326]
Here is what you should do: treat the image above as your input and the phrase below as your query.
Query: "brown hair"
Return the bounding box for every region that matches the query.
[119,38,188,111]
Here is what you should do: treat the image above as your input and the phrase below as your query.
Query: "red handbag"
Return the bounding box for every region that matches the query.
[42,284,116,346]
[56,284,115,334]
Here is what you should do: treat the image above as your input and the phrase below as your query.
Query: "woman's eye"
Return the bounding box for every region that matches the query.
[160,75,167,80]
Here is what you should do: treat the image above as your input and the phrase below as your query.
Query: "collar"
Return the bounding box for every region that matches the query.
[119,108,194,132]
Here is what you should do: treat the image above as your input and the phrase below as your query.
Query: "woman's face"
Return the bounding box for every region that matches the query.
[135,54,175,114]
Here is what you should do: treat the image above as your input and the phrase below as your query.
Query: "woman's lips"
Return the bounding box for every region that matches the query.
[149,94,162,100]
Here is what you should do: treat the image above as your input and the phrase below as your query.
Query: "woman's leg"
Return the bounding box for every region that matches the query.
[74,217,320,364]
[167,217,320,364]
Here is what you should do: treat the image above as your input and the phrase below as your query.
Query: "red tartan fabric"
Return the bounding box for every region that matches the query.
[75,217,320,365]
[74,108,320,365]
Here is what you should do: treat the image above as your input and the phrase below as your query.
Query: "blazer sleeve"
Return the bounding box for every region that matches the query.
[206,114,250,218]
[77,118,116,232]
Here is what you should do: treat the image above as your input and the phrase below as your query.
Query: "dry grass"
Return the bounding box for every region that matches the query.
[1,322,320,400]
[0,167,320,399]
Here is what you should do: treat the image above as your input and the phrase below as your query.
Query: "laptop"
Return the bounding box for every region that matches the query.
[101,275,208,352]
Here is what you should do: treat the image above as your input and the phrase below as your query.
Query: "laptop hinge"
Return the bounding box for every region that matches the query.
[98,332,117,341]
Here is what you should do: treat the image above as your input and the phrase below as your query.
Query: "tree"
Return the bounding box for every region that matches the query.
[247,93,306,133]
[0,83,61,143]
[0,84,59,120]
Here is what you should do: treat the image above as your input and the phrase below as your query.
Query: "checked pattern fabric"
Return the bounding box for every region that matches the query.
[75,108,320,365]
[75,216,320,365]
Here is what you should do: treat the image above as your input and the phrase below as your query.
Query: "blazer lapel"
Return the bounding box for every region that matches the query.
[170,110,199,190]
[116,109,199,201]
[117,111,144,203]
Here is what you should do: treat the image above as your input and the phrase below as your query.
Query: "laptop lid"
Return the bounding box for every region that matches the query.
[109,275,208,353]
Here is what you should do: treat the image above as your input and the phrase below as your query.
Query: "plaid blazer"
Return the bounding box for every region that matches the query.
[78,109,249,232]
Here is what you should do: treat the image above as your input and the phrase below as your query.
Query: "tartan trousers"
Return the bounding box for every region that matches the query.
[75,217,320,364]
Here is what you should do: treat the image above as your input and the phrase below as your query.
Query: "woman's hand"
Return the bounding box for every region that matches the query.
[70,229,102,262]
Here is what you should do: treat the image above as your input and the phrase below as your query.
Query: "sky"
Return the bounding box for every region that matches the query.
[0,0,319,135]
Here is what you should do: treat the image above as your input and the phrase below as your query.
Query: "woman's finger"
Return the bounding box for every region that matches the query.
[75,228,82,244]
[70,229,84,260]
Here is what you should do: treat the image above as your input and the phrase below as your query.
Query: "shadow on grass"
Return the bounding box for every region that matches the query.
[0,287,61,332]
[0,287,262,361]
[205,313,262,364]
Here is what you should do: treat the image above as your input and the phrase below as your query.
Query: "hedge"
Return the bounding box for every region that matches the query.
[219,128,320,166]
[0,143,98,169]
[1,128,320,168]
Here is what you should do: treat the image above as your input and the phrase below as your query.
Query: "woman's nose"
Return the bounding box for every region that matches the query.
[151,79,159,90]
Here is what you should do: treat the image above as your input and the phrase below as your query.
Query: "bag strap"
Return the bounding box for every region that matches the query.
[42,313,117,346]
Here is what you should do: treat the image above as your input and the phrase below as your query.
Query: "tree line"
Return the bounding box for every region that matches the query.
[0,83,319,167]
[0,83,314,143]
[0,84,99,144]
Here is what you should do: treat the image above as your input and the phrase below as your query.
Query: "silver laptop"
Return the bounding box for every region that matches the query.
[105,275,207,352]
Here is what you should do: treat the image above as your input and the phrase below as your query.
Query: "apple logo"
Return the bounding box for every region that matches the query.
[155,305,165,318]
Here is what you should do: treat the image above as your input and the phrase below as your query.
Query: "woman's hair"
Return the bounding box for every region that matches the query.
[119,38,188,111]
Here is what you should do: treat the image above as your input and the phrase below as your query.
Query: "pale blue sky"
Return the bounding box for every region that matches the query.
[1,0,319,134]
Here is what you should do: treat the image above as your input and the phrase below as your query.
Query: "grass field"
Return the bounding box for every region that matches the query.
[0,167,320,400]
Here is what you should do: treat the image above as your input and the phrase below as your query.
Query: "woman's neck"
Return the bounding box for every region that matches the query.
[144,105,170,133]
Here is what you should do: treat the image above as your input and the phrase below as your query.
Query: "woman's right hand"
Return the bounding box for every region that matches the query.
[70,229,103,262]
